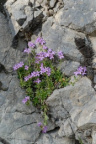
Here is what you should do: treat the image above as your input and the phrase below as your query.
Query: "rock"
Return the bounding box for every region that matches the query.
[58,119,74,138]
[92,130,96,144]
[94,75,96,83]
[58,124,65,137]
[58,61,80,76]
[49,9,54,16]
[75,130,92,144]
[4,0,43,37]
[0,12,56,144]
[0,76,55,144]
[41,0,49,7]
[46,77,95,129]
[2,0,96,143]
[54,2,61,13]
[64,119,74,138]
[77,96,96,129]
[84,129,91,137]
[49,0,56,8]
[37,0,43,4]
[0,12,27,72]
[35,132,75,144]
[55,0,96,34]
[41,17,85,63]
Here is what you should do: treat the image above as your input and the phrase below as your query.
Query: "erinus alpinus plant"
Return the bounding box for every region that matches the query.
[13,37,86,133]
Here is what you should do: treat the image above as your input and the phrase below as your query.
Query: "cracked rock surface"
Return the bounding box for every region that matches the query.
[1,0,96,144]
[0,12,55,144]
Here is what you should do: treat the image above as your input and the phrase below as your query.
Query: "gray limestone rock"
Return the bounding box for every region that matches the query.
[0,76,55,144]
[55,0,96,34]
[0,12,55,144]
[47,77,95,128]
[58,61,80,76]
[1,0,96,143]
[58,119,74,138]
[41,17,85,63]
[4,0,43,37]
[35,132,75,144]
[0,12,28,72]
[94,75,96,84]
[92,130,96,144]
[49,0,56,8]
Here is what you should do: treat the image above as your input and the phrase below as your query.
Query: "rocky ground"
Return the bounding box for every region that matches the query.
[0,0,96,144]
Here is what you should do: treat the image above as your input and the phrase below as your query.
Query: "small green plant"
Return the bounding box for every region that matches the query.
[79,138,84,144]
[13,37,87,133]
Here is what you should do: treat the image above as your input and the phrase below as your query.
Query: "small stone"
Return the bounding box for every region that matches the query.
[94,75,96,84]
[24,6,32,16]
[46,10,50,17]
[37,0,43,4]
[49,9,54,16]
[41,0,49,6]
[58,61,80,77]
[84,129,91,137]
[49,0,56,8]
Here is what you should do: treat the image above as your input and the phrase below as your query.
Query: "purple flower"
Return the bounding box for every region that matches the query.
[24,74,32,81]
[31,71,40,77]
[24,71,40,82]
[40,63,47,74]
[34,78,41,84]
[37,122,42,127]
[24,48,31,54]
[35,52,45,63]
[47,49,55,60]
[74,66,87,76]
[35,37,46,45]
[22,96,30,104]
[40,63,51,76]
[46,67,51,76]
[35,49,55,63]
[58,51,64,59]
[42,126,48,133]
[83,66,87,73]
[28,41,35,48]
[13,62,24,70]
[74,71,79,76]
[25,65,29,70]
[37,122,48,133]
[43,45,48,50]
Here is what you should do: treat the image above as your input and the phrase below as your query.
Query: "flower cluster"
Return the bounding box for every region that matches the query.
[74,66,87,76]
[13,37,70,134]
[25,65,29,70]
[34,78,41,84]
[24,64,51,82]
[24,48,31,54]
[35,49,55,63]
[37,122,48,133]
[13,62,24,70]
[24,71,40,82]
[58,51,64,59]
[36,37,46,45]
[40,63,51,76]
[22,96,30,104]
[28,41,35,48]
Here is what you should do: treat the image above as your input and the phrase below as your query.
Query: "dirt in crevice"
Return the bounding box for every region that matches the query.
[75,140,81,144]
[0,0,7,15]
[75,37,94,82]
